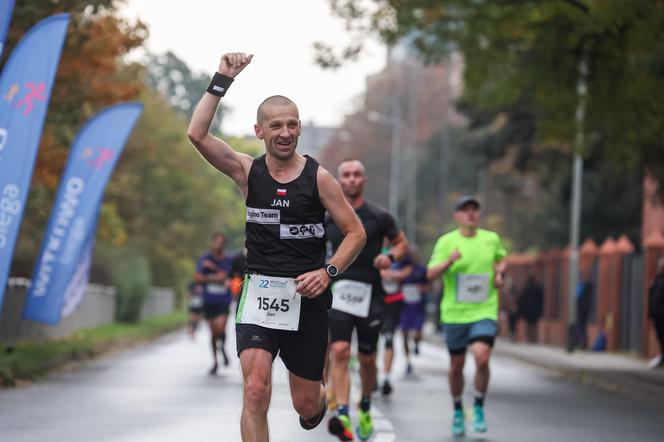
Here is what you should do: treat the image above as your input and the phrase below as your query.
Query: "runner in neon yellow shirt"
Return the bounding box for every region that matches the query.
[427,196,507,437]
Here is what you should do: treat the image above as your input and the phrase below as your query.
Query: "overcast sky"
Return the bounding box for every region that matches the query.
[121,0,387,136]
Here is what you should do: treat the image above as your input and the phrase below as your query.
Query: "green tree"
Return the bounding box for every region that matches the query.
[317,0,663,250]
[6,2,258,306]
[319,0,664,184]
[143,51,229,135]
[100,89,256,291]
[6,0,147,275]
[457,99,643,250]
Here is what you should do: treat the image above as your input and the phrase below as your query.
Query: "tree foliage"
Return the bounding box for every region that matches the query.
[144,50,228,135]
[319,56,472,256]
[6,1,256,299]
[318,0,663,250]
[101,90,254,288]
[321,0,664,179]
[5,0,147,191]
[6,0,147,274]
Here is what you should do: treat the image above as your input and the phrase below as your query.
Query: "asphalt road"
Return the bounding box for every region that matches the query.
[1,321,662,442]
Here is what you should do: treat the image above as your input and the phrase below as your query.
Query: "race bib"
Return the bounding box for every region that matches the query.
[331,280,372,318]
[402,283,422,303]
[207,282,229,295]
[236,274,301,331]
[457,273,490,303]
[188,296,203,309]
[382,279,399,294]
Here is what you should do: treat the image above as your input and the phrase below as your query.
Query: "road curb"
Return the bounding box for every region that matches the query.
[424,333,664,408]
[495,344,664,408]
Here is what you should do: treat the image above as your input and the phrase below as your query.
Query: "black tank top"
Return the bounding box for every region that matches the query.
[245,154,326,279]
[325,202,399,302]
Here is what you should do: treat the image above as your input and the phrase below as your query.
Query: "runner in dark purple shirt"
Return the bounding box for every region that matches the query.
[399,257,430,373]
[195,232,234,375]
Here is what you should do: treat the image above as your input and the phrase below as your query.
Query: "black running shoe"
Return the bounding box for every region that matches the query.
[208,362,218,375]
[381,380,392,396]
[299,400,328,430]
[328,415,354,441]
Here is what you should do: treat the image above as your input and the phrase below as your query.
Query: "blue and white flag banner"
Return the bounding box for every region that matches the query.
[0,0,16,55]
[60,211,99,318]
[0,14,69,311]
[23,103,143,325]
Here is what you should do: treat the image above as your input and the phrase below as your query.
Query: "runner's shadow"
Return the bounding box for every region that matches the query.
[400,372,423,382]
[375,395,393,404]
[448,437,490,442]
[204,371,234,382]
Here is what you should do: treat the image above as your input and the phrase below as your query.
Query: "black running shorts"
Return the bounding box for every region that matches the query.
[203,302,230,319]
[380,300,404,334]
[329,301,384,355]
[236,307,329,381]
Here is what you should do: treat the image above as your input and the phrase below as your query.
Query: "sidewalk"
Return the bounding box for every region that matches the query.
[495,339,664,407]
[423,324,664,407]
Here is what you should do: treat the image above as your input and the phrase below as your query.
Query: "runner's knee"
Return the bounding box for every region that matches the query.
[357,352,375,367]
[450,355,466,374]
[470,339,493,369]
[292,386,322,417]
[331,341,351,362]
[244,374,271,412]
[475,354,490,371]
[383,331,394,349]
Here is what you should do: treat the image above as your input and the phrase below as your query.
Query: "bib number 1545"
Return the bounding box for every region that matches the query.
[237,274,301,331]
[256,296,290,312]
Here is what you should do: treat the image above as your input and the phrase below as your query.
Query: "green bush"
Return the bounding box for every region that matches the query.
[113,253,152,323]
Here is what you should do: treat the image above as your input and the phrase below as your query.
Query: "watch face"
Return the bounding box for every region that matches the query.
[327,265,338,277]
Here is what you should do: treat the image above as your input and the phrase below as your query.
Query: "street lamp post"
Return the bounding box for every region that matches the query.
[566,54,588,352]
[405,65,419,244]
[367,97,402,217]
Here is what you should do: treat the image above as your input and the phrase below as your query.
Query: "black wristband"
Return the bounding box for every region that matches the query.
[207,72,234,97]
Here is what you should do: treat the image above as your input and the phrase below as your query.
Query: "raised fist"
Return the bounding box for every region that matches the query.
[218,52,253,78]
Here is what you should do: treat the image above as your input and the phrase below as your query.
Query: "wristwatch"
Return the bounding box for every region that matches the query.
[325,264,339,280]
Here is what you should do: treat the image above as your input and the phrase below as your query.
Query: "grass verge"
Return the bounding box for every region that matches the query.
[0,310,187,387]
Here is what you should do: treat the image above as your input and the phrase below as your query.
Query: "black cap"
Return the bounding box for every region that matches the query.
[454,195,480,211]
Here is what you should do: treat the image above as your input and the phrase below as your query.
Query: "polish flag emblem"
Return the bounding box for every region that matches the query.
[276,188,287,196]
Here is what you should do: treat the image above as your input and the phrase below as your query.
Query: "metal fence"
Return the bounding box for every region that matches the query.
[620,254,644,352]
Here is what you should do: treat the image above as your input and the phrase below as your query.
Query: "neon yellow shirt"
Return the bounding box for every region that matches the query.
[427,228,507,324]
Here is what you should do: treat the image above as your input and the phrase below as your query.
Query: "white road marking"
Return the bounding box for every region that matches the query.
[374,433,397,442]
[349,361,398,440]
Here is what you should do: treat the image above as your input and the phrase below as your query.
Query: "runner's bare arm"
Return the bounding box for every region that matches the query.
[295,168,366,297]
[187,52,254,198]
[194,268,227,283]
[318,168,366,272]
[194,271,210,284]
[374,230,408,269]
[426,248,461,280]
[493,258,507,288]
[210,270,229,283]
